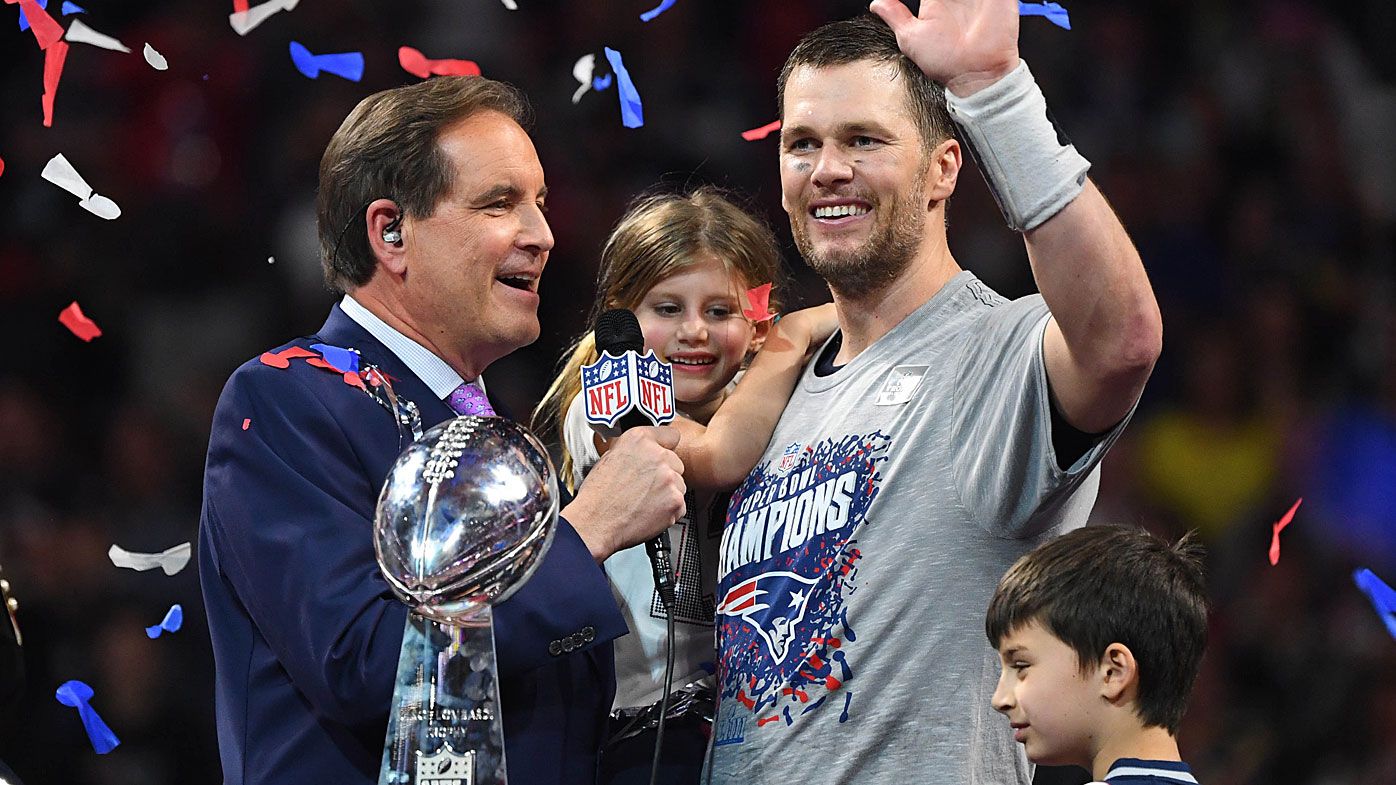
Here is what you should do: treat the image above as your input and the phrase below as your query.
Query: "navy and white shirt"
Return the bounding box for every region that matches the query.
[1092,758,1198,784]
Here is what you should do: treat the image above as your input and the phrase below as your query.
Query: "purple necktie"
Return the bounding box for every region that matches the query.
[446,382,495,417]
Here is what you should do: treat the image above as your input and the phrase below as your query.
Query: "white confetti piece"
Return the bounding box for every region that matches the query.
[229,0,300,37]
[501,0,518,9]
[41,153,93,200]
[143,42,168,71]
[65,19,131,53]
[108,542,192,576]
[571,54,595,104]
[78,193,121,220]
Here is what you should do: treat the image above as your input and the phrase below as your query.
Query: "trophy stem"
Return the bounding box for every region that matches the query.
[379,608,507,785]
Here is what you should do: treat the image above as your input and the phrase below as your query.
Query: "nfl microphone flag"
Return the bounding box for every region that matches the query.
[581,348,675,435]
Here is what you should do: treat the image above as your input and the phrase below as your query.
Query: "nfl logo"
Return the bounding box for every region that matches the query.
[634,351,674,425]
[777,442,803,475]
[415,748,474,785]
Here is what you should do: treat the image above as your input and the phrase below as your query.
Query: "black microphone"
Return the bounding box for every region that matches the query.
[591,308,677,611]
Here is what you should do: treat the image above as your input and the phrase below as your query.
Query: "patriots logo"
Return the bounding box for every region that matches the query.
[716,571,818,664]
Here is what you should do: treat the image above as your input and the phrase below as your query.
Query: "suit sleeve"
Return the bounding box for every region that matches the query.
[202,362,625,725]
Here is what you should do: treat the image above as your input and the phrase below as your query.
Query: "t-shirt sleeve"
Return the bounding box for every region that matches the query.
[562,392,602,490]
[950,295,1134,538]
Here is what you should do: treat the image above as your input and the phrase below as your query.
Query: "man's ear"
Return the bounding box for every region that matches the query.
[366,198,407,276]
[925,137,962,204]
[1099,642,1138,703]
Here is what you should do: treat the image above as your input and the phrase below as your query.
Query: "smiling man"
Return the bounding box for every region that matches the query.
[199,76,688,785]
[707,4,1162,784]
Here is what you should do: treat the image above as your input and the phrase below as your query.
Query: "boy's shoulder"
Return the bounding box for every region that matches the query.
[1095,758,1198,784]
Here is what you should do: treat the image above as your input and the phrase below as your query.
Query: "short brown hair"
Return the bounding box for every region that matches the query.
[316,76,531,293]
[777,14,955,152]
[985,526,1208,735]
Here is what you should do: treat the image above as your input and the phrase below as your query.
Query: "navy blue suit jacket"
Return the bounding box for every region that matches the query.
[199,305,628,784]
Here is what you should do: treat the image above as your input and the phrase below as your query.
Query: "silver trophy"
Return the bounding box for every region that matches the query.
[374,416,558,785]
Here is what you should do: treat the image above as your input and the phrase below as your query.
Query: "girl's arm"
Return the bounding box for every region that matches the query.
[671,304,836,490]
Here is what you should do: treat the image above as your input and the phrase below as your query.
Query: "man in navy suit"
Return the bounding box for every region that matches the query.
[199,76,687,785]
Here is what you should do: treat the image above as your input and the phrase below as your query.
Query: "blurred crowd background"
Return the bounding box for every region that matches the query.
[1,0,1394,782]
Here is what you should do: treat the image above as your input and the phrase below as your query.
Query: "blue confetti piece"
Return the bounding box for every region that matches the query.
[55,680,120,754]
[592,74,613,91]
[602,47,643,129]
[289,41,365,82]
[18,0,48,32]
[61,2,84,15]
[310,343,361,373]
[1018,1,1071,30]
[145,604,184,639]
[639,0,677,23]
[1355,568,1396,640]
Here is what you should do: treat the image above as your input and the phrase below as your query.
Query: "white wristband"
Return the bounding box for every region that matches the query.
[945,59,1090,232]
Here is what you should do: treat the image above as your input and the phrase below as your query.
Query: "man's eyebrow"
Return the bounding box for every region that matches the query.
[780,121,894,142]
[472,183,548,203]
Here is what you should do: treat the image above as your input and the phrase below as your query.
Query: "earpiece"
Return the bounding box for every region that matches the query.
[382,212,404,246]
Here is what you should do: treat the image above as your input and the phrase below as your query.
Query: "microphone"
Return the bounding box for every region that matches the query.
[586,308,677,610]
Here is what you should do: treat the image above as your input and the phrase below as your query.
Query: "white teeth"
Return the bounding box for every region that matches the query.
[813,204,870,219]
[670,357,714,366]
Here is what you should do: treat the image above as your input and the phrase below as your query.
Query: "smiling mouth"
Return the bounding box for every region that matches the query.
[495,275,535,292]
[811,203,871,219]
[669,356,715,367]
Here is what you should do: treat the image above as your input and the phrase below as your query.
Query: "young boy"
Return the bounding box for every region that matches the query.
[985,526,1208,784]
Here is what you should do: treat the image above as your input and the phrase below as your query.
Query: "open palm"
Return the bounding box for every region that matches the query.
[869,0,1020,96]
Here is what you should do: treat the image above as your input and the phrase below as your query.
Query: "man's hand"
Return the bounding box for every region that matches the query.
[869,0,1020,97]
[563,426,687,563]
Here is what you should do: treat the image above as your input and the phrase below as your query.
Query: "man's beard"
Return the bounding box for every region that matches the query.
[791,170,929,301]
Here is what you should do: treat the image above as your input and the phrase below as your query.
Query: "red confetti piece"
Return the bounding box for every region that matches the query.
[10,0,64,49]
[1268,497,1303,566]
[741,120,781,141]
[257,346,318,368]
[41,40,69,128]
[0,156,5,178]
[398,46,481,79]
[232,0,249,12]
[342,371,365,390]
[58,301,102,341]
[742,282,775,322]
[241,418,250,430]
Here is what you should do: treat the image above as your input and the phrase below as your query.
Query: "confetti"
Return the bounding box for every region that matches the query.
[267,256,275,263]
[1018,1,1071,30]
[145,604,183,639]
[64,18,131,53]
[55,681,119,754]
[592,74,612,91]
[108,542,191,576]
[13,0,63,48]
[143,42,168,70]
[257,345,317,369]
[1268,497,1302,566]
[41,39,68,126]
[229,0,298,36]
[741,120,781,141]
[742,283,776,322]
[499,0,516,9]
[1354,568,1396,640]
[60,1,82,13]
[42,153,120,218]
[639,0,677,22]
[58,301,101,341]
[397,46,480,79]
[289,41,364,82]
[0,156,4,178]
[309,343,360,373]
[571,54,595,104]
[241,418,251,430]
[602,47,643,128]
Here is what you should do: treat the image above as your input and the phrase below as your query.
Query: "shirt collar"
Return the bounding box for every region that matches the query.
[1105,758,1197,784]
[339,295,484,401]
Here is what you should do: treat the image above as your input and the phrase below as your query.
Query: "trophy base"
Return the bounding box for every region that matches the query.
[379,609,506,785]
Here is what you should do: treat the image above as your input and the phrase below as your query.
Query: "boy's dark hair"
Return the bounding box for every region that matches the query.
[776,14,955,152]
[985,526,1208,735]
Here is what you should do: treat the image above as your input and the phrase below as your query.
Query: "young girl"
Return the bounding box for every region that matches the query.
[534,186,832,784]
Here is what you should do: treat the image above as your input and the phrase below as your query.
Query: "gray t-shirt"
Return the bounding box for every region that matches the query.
[705,272,1130,784]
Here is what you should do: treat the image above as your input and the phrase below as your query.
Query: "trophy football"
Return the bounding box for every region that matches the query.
[373,416,558,785]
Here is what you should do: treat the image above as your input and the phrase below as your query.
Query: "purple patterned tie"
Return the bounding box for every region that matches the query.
[446,382,496,417]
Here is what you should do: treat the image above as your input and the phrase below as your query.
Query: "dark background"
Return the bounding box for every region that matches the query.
[2,0,1395,782]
